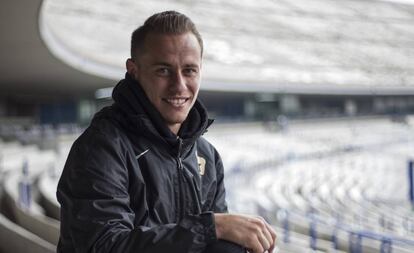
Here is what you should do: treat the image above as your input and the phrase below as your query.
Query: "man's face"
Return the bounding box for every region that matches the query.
[127,32,202,134]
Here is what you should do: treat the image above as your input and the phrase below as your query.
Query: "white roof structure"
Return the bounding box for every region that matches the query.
[36,0,414,94]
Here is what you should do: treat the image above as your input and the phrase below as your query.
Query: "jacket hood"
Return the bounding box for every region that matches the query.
[111,73,212,147]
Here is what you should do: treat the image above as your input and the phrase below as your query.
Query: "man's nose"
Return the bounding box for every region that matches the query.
[170,71,186,92]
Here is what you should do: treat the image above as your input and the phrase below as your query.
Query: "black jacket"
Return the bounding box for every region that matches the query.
[57,74,244,253]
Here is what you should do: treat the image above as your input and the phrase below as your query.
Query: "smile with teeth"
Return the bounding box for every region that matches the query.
[163,97,189,107]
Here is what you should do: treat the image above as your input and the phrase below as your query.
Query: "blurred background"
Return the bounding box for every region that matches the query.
[1,0,414,252]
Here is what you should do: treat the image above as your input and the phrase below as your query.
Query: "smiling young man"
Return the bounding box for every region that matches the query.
[57,11,276,253]
[126,31,200,135]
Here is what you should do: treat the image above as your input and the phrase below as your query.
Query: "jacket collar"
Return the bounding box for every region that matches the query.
[111,73,212,154]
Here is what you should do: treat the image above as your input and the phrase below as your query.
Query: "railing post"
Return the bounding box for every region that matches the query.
[409,160,414,208]
[380,238,392,253]
[309,213,317,250]
[18,158,31,209]
[332,225,339,250]
[349,232,362,253]
[281,209,290,243]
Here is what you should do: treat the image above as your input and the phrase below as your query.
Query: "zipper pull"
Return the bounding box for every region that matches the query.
[178,157,183,171]
[177,137,183,158]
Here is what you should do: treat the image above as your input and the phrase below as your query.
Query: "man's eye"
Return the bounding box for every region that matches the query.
[183,68,198,76]
[156,68,170,76]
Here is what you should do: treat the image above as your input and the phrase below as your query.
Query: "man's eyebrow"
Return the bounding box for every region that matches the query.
[151,62,172,67]
[151,62,200,68]
[183,63,200,68]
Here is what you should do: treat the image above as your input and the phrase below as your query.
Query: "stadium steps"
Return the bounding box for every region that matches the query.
[3,171,60,245]
[0,213,55,253]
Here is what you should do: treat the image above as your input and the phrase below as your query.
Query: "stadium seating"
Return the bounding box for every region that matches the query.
[0,213,55,253]
[207,116,414,252]
[0,124,79,252]
[1,117,414,252]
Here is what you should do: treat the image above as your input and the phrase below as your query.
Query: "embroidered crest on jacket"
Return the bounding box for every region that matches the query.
[197,155,206,176]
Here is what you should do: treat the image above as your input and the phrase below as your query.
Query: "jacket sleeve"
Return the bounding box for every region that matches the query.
[204,147,246,253]
[57,129,217,253]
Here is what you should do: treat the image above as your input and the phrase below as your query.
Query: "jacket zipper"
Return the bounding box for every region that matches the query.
[176,138,185,220]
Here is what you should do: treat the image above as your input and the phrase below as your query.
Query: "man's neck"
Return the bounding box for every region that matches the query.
[168,123,181,136]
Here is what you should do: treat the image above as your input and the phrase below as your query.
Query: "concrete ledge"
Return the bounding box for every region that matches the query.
[3,172,60,245]
[0,213,55,253]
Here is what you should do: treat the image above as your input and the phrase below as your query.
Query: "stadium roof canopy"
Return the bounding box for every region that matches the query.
[1,0,414,96]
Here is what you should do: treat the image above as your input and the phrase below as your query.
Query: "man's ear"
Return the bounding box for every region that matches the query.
[126,58,138,79]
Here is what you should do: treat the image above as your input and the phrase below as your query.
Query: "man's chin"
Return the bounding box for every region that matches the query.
[163,115,187,127]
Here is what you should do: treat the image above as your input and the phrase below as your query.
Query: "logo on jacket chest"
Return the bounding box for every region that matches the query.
[197,155,206,176]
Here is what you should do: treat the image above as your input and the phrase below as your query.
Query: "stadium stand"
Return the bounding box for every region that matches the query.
[38,173,60,221]
[0,213,55,253]
[0,124,82,252]
[2,115,413,252]
[206,116,414,252]
[3,169,60,245]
